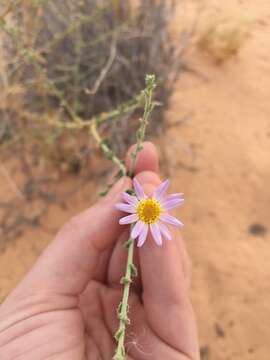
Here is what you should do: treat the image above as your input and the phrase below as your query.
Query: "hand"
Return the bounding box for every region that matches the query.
[0,142,199,360]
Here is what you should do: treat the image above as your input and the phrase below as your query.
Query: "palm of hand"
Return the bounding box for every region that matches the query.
[14,279,193,360]
[0,144,198,360]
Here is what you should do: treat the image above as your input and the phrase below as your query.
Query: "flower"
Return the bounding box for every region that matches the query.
[116,178,184,247]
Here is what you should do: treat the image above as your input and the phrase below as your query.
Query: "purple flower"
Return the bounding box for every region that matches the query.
[116,178,184,247]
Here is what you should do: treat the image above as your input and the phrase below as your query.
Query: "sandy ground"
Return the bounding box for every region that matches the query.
[1,0,270,359]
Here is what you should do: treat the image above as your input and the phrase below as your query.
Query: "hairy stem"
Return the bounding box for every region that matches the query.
[113,75,156,360]
[113,234,136,360]
[90,120,127,177]
[50,92,142,130]
[129,75,156,177]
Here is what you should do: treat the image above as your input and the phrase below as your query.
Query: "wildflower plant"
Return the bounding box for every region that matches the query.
[88,74,183,359]
[112,74,156,359]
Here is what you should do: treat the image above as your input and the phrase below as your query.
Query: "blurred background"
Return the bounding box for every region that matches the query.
[0,0,269,359]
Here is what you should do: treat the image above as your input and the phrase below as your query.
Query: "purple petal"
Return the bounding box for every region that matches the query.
[158,221,172,240]
[161,198,184,210]
[164,193,184,201]
[121,192,139,205]
[160,213,184,228]
[119,213,138,225]
[150,223,162,246]
[137,224,148,247]
[154,179,170,200]
[115,203,136,213]
[131,221,145,239]
[133,178,146,200]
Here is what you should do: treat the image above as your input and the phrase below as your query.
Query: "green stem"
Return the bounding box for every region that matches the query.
[112,75,156,360]
[90,120,127,177]
[50,93,143,130]
[129,75,156,177]
[113,235,136,360]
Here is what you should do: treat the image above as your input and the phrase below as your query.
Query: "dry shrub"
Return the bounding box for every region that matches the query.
[0,0,188,241]
[198,9,252,64]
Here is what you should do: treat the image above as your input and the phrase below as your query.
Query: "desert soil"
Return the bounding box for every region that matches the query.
[1,0,270,359]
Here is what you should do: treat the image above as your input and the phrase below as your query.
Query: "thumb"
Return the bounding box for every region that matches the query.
[136,171,199,360]
[13,177,131,296]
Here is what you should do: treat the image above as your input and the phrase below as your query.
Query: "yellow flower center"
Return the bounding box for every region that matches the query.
[136,198,162,224]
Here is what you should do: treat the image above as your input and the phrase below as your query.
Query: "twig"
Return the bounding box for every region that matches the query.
[90,120,127,177]
[0,165,24,200]
[86,41,117,95]
[113,75,156,360]
[129,75,156,177]
[113,233,136,360]
[50,93,143,130]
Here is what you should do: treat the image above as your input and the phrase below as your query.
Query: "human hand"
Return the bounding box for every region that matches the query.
[0,142,199,360]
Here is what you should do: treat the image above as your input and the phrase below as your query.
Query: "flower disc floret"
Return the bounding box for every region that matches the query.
[136,198,162,224]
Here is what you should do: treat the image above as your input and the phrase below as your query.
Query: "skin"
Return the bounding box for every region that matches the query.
[0,142,199,360]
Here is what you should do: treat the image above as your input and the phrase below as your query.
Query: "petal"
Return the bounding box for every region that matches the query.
[150,223,162,246]
[137,224,149,247]
[121,192,139,205]
[164,193,184,201]
[119,213,138,225]
[131,220,145,239]
[160,213,184,228]
[158,221,172,241]
[133,178,146,200]
[154,179,170,200]
[161,198,184,210]
[115,203,136,213]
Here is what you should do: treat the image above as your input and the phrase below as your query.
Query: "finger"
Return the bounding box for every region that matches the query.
[11,176,131,296]
[134,172,191,288]
[107,142,159,290]
[135,171,198,358]
[91,141,159,283]
[177,229,192,289]
[126,141,159,174]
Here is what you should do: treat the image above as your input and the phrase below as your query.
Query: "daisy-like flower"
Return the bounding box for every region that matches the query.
[116,178,184,247]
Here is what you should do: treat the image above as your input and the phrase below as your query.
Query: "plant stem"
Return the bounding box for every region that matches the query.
[113,235,136,360]
[112,75,156,360]
[51,92,143,130]
[90,120,127,177]
[129,74,156,177]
